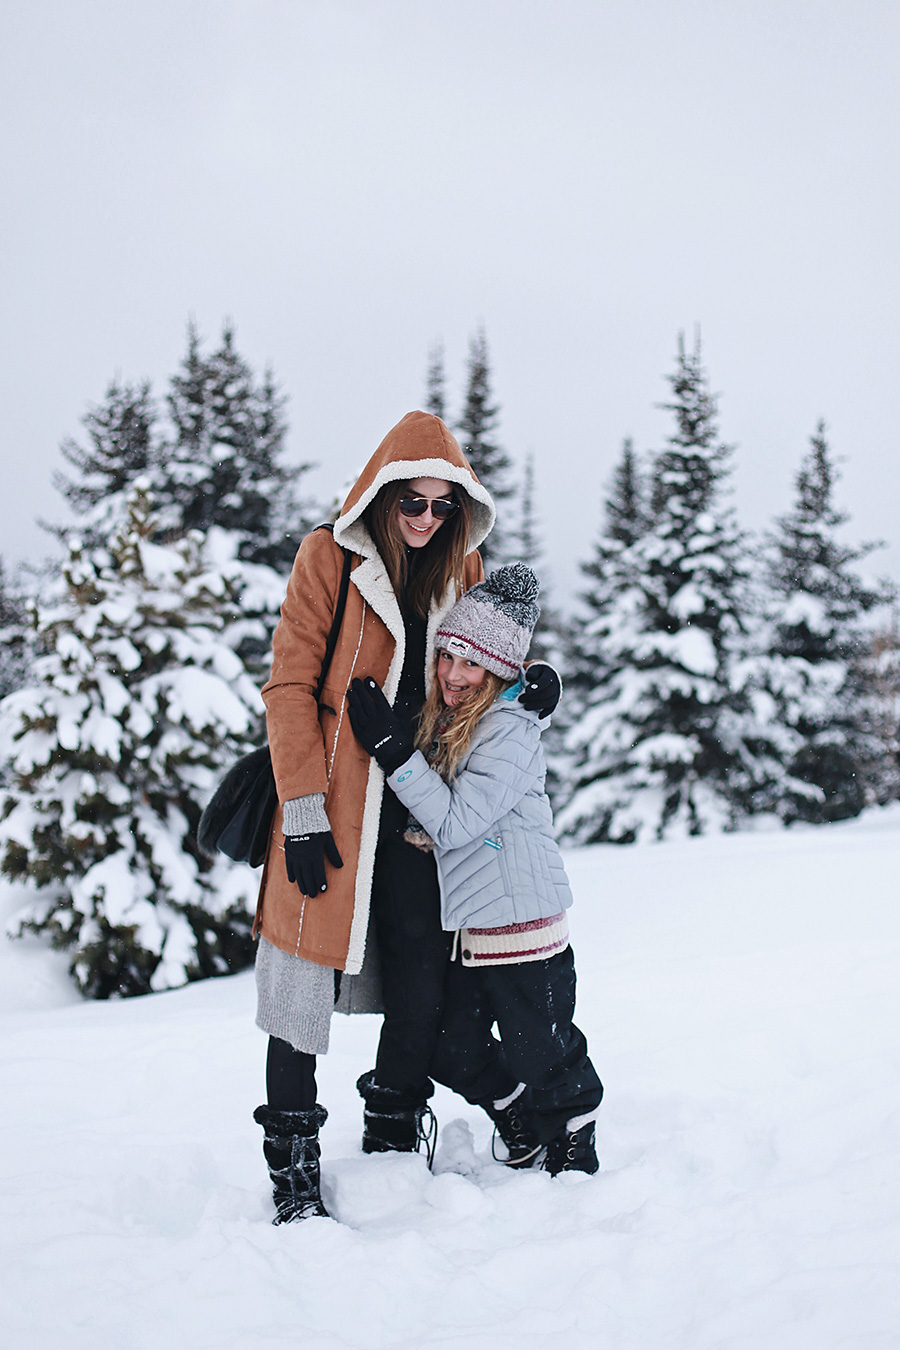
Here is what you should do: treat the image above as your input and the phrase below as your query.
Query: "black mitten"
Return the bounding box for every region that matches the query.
[346,677,416,774]
[519,662,562,719]
[283,831,343,896]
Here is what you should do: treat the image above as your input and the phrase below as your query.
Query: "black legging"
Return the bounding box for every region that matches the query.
[266,834,450,1110]
[266,1034,317,1112]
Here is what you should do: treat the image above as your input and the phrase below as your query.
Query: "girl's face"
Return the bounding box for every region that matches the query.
[395,477,454,549]
[437,649,487,707]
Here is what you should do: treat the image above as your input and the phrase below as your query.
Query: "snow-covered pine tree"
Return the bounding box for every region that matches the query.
[456,328,514,567]
[516,452,541,567]
[758,421,895,822]
[153,319,213,537]
[425,342,447,421]
[0,558,30,707]
[48,378,157,547]
[554,438,651,833]
[163,323,317,678]
[557,338,773,842]
[512,452,567,666]
[543,442,643,814]
[864,611,900,806]
[565,437,647,690]
[157,321,314,567]
[254,365,318,570]
[0,482,262,998]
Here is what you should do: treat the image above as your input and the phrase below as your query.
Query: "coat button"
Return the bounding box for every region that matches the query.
[462,949,472,960]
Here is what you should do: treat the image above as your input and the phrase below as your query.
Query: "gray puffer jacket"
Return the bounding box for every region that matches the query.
[386,681,573,931]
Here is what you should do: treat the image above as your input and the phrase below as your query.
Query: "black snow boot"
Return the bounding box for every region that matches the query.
[483,1093,543,1169]
[542,1120,599,1176]
[356,1070,437,1166]
[253,1103,329,1224]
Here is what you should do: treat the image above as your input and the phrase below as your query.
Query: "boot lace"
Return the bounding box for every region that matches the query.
[362,1102,438,1168]
[417,1102,437,1168]
[491,1101,524,1160]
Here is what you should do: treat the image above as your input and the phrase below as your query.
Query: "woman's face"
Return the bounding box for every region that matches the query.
[437,649,487,707]
[395,477,454,549]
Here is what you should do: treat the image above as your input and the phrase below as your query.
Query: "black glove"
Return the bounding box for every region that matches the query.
[284,831,343,897]
[346,676,416,774]
[519,662,561,719]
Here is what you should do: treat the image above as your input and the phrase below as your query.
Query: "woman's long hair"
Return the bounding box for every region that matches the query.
[363,480,472,619]
[416,657,512,780]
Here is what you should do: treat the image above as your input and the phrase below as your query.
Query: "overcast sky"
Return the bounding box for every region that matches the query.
[2,0,898,602]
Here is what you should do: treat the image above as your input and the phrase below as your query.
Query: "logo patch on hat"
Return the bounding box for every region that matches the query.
[445,637,471,657]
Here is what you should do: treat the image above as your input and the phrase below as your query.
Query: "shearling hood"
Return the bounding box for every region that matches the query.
[332,410,496,556]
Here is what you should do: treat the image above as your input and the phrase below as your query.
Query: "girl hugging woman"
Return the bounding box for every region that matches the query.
[347,563,603,1174]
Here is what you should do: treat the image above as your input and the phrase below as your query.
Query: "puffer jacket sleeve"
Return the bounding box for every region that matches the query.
[387,709,544,851]
[261,529,347,805]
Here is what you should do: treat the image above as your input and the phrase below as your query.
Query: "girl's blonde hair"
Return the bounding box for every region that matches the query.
[362,481,473,620]
[416,655,513,780]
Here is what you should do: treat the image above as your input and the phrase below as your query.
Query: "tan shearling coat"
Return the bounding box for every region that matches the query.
[253,411,495,974]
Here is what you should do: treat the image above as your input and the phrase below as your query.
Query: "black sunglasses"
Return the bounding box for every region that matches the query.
[399,495,459,520]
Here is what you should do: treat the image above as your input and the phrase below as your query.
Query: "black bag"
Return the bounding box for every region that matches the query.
[198,744,277,868]
[198,531,353,868]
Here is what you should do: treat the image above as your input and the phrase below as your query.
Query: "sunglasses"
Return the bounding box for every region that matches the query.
[399,495,459,520]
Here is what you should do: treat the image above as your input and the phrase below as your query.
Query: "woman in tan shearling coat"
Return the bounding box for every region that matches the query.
[252,411,493,1222]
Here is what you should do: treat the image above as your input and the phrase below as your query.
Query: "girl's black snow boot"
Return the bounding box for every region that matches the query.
[542,1120,599,1176]
[356,1070,437,1166]
[253,1103,329,1223]
[483,1094,543,1169]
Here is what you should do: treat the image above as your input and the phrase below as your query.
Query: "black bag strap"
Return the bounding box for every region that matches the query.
[313,523,353,704]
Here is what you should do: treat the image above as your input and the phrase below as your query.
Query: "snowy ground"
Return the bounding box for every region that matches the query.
[2,809,899,1350]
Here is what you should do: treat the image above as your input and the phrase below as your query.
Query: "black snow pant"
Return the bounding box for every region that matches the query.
[266,832,451,1111]
[430,946,603,1143]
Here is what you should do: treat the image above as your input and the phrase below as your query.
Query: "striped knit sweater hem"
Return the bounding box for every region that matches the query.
[458,912,570,967]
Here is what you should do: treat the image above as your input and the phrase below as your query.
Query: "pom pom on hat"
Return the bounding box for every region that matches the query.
[481,561,540,607]
[434,561,541,680]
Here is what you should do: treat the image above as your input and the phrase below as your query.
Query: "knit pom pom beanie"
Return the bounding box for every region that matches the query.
[434,562,541,680]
